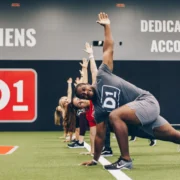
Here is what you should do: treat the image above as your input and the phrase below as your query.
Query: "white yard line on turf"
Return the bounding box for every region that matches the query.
[6,146,19,154]
[84,142,132,180]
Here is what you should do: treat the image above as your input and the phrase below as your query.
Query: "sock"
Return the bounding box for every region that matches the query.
[120,156,131,162]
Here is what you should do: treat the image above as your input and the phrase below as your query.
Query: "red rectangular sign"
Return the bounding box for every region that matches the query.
[0,69,37,122]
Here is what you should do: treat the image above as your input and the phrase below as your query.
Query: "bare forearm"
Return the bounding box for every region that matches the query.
[67,83,72,100]
[93,133,105,161]
[90,57,98,84]
[82,67,88,83]
[103,24,114,52]
[80,121,105,166]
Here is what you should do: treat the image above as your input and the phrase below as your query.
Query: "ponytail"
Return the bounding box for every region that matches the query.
[54,107,62,125]
[63,103,76,134]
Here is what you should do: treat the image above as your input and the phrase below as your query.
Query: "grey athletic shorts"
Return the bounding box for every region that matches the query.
[127,94,168,137]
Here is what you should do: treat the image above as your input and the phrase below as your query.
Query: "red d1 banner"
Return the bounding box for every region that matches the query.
[0,69,37,122]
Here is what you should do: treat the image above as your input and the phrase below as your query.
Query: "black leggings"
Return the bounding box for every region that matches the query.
[77,113,88,136]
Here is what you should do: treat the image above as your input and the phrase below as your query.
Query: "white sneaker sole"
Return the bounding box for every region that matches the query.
[101,154,113,157]
[68,146,85,149]
[103,166,132,170]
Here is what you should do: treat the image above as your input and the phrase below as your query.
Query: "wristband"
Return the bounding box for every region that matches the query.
[92,159,98,164]
[89,54,94,59]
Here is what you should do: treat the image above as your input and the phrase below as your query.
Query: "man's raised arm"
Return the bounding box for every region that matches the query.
[97,12,114,71]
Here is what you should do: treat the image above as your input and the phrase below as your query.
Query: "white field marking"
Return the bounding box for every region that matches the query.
[84,142,132,180]
[6,146,19,154]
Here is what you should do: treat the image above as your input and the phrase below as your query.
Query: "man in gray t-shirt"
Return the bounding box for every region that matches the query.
[75,12,180,170]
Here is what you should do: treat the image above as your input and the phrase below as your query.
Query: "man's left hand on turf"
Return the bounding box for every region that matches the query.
[81,160,97,166]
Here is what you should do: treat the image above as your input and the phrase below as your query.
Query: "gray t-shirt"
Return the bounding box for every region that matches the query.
[93,63,150,124]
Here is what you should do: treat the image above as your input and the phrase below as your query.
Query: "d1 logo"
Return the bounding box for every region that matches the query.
[101,85,121,112]
[0,69,37,123]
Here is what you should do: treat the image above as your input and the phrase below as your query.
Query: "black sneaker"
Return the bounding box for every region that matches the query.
[149,139,156,146]
[67,141,84,148]
[104,157,133,170]
[67,140,78,146]
[129,136,136,142]
[71,139,78,143]
[101,147,113,157]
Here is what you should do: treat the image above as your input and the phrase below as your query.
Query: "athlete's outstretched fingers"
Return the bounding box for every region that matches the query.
[81,161,87,165]
[80,151,91,155]
[98,13,101,21]
[81,160,96,166]
[97,13,102,24]
[86,42,90,49]
[102,12,104,19]
[100,12,103,19]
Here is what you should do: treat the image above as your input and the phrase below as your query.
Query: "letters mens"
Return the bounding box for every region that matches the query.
[0,28,36,47]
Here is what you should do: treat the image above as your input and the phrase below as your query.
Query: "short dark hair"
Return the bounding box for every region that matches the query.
[74,83,87,98]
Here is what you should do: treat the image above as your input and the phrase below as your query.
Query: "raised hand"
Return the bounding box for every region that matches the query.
[84,42,93,55]
[96,12,110,26]
[67,77,72,84]
[79,58,89,68]
[75,77,81,84]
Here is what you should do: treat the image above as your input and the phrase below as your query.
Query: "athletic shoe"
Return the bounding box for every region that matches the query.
[67,141,84,148]
[104,157,133,170]
[67,139,78,146]
[101,147,113,157]
[71,139,78,143]
[149,139,156,146]
[129,136,136,142]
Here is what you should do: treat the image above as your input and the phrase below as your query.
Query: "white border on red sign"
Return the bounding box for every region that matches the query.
[0,68,37,123]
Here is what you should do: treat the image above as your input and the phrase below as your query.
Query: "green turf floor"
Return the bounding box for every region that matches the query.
[0,132,180,180]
